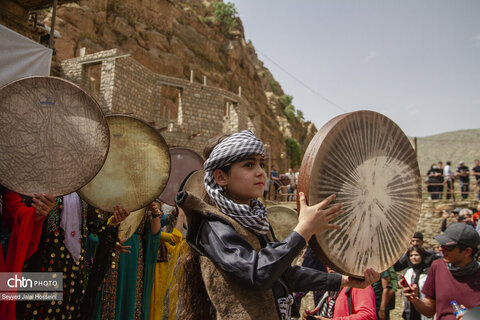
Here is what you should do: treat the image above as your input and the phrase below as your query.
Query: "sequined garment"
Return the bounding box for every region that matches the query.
[16,196,117,319]
[101,217,146,320]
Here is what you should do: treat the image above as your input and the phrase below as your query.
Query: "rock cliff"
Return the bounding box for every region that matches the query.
[42,0,316,170]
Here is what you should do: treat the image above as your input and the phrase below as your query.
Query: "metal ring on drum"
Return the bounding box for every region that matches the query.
[297,110,421,277]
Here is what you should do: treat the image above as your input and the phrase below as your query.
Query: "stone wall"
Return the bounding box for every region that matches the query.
[61,49,266,157]
[417,199,478,249]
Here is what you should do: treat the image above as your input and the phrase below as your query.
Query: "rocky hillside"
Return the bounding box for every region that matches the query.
[416,129,480,175]
[40,0,315,168]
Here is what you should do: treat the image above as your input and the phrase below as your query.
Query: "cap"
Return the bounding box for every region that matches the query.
[412,232,424,241]
[435,223,480,248]
[453,207,463,215]
[459,161,464,164]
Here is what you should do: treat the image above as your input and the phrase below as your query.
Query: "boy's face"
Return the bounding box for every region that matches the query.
[215,154,266,204]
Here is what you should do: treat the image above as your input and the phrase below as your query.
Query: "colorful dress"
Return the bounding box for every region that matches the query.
[149,228,188,320]
[94,215,161,320]
[2,191,118,320]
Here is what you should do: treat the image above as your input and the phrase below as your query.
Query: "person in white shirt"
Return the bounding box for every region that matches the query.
[443,161,454,200]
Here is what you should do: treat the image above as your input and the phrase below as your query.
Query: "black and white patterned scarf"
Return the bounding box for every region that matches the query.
[204,130,269,235]
[316,290,340,318]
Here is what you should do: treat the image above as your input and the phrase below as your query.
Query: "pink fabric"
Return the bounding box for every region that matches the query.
[332,286,377,320]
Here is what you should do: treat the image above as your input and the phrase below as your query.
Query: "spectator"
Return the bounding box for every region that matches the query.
[373,267,397,320]
[426,164,443,200]
[401,246,432,320]
[433,246,443,259]
[471,159,480,200]
[302,267,376,320]
[441,209,474,232]
[458,209,474,227]
[270,165,280,200]
[455,161,470,200]
[437,162,445,199]
[472,204,480,228]
[403,223,480,320]
[443,161,455,200]
[394,232,438,271]
[285,168,297,201]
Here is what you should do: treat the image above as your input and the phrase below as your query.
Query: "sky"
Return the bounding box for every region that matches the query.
[229,0,480,137]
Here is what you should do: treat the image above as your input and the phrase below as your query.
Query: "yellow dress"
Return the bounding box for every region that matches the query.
[149,228,189,319]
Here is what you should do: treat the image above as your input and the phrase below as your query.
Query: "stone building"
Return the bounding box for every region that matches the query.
[61,48,266,156]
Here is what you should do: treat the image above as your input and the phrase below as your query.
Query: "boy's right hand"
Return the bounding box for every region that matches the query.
[294,192,342,242]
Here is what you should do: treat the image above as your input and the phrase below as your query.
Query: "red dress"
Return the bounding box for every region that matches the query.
[0,190,46,320]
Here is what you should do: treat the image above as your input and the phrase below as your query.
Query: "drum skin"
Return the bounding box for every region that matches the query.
[158,147,203,206]
[181,170,207,202]
[78,115,170,212]
[118,207,147,241]
[297,110,421,277]
[0,76,109,196]
[267,205,298,241]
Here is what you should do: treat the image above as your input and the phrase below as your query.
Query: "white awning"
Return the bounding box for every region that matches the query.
[0,24,52,88]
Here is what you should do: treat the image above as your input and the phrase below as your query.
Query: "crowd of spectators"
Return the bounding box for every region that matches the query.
[426,159,480,200]
[297,224,480,320]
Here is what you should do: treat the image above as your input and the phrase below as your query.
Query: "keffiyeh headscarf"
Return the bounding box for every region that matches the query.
[204,130,269,235]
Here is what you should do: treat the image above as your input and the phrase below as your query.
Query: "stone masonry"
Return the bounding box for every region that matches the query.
[417,199,478,249]
[61,48,266,157]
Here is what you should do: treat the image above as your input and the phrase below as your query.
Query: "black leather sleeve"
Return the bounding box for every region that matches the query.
[283,265,342,292]
[197,219,341,292]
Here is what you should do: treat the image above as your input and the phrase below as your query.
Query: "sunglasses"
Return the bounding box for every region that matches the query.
[441,245,458,251]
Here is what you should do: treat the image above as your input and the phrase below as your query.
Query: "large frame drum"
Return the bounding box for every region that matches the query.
[0,76,109,196]
[78,115,170,212]
[158,147,203,206]
[298,110,421,277]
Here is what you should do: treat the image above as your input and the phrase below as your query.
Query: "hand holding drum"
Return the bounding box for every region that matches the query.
[294,192,342,242]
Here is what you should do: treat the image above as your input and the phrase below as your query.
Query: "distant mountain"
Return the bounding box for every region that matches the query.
[415,129,480,175]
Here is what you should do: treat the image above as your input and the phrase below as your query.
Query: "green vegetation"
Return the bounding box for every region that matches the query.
[284,105,296,121]
[278,94,305,122]
[285,138,302,168]
[278,94,292,108]
[270,80,281,95]
[212,1,238,33]
[296,109,304,120]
